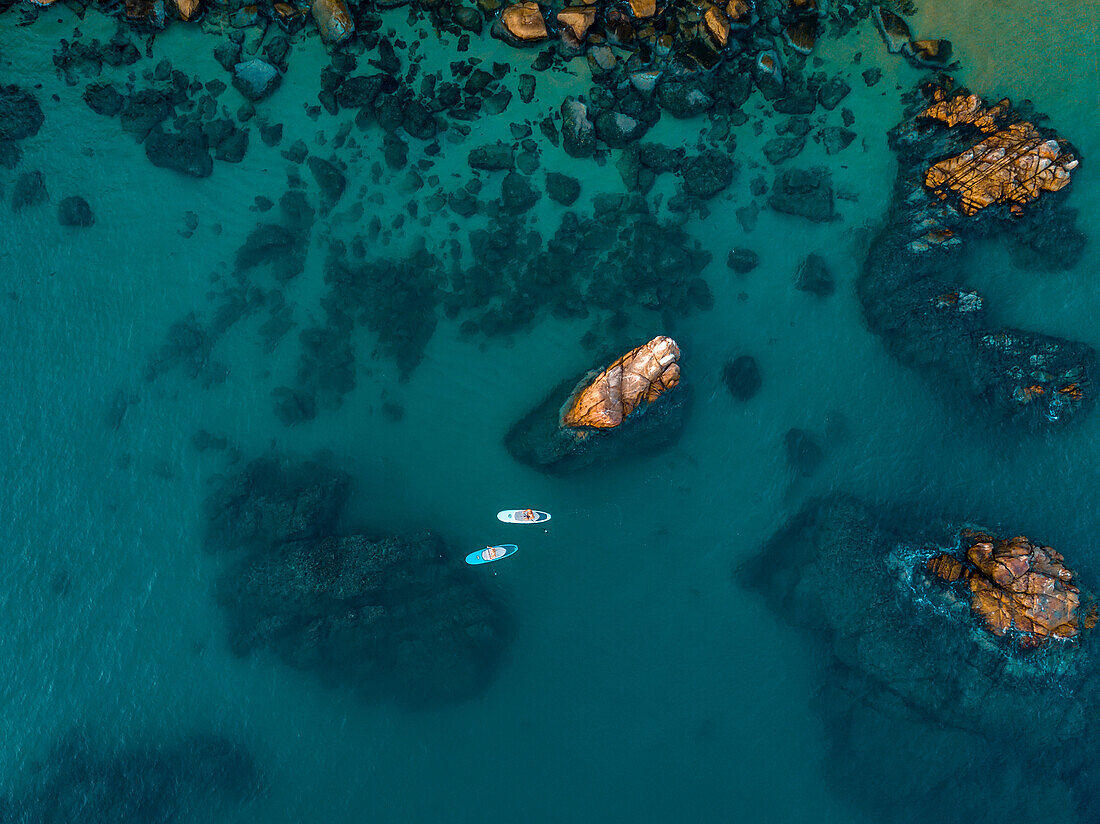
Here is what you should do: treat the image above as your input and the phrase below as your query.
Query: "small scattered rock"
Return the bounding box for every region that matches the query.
[795,253,834,296]
[726,248,758,274]
[58,196,94,227]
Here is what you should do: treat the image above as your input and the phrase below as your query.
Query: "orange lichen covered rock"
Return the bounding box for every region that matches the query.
[561,336,680,429]
[919,90,1078,216]
[927,529,1089,649]
[926,553,964,582]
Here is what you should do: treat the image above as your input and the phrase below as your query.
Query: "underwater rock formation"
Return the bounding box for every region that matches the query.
[204,455,350,551]
[926,530,1095,649]
[0,84,44,169]
[740,494,1100,823]
[0,729,255,823]
[506,336,687,473]
[858,79,1093,427]
[207,457,511,708]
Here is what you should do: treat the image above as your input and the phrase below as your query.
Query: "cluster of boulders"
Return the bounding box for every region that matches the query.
[925,530,1096,650]
[740,495,1100,822]
[80,54,252,177]
[858,78,1093,427]
[205,456,512,707]
[505,336,688,472]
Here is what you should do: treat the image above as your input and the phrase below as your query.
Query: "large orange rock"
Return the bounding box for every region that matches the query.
[927,529,1093,649]
[556,5,597,45]
[919,89,1078,216]
[561,336,680,429]
[312,0,355,43]
[174,0,200,19]
[498,2,548,41]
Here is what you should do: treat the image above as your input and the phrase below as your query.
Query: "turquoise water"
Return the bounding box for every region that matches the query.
[2,2,1099,822]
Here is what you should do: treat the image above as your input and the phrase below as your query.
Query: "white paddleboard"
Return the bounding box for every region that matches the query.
[497,510,551,524]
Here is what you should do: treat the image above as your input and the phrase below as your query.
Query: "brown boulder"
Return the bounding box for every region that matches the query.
[703,7,730,47]
[174,0,200,18]
[556,5,597,45]
[498,1,549,42]
[628,0,655,18]
[562,336,680,429]
[927,529,1093,649]
[312,0,355,43]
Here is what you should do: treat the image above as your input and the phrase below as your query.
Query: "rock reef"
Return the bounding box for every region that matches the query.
[506,336,687,472]
[206,456,511,708]
[858,79,1093,427]
[0,729,255,823]
[740,494,1100,822]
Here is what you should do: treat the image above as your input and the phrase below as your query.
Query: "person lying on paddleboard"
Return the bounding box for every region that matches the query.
[482,546,507,561]
[522,509,537,521]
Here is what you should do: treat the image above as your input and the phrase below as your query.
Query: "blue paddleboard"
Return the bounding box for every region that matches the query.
[465,544,518,565]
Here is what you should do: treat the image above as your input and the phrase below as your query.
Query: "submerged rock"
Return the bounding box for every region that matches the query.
[545,171,580,205]
[506,336,688,472]
[1,730,255,823]
[12,170,48,210]
[768,167,835,222]
[723,355,761,400]
[725,247,758,274]
[208,457,510,707]
[561,98,595,158]
[0,85,44,142]
[233,59,281,102]
[680,150,734,198]
[204,456,350,551]
[58,196,94,227]
[794,253,833,296]
[145,124,213,178]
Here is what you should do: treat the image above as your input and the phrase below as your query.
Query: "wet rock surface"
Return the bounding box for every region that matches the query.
[561,336,681,429]
[858,79,1093,427]
[740,494,1100,823]
[926,530,1095,649]
[207,456,511,708]
[506,336,688,473]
